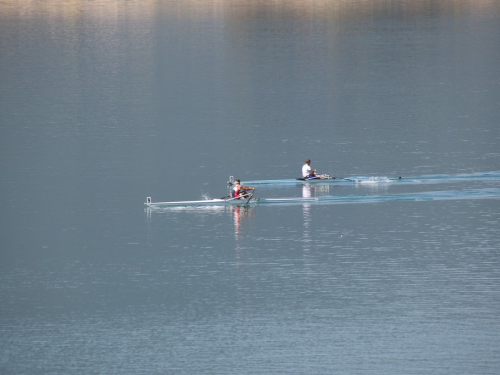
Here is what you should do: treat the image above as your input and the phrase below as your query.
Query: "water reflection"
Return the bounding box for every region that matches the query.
[353,179,391,193]
[230,205,255,256]
[300,183,332,251]
[145,204,257,258]
[302,184,330,198]
[301,185,314,251]
[302,184,312,198]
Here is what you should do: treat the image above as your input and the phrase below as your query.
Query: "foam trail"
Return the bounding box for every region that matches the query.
[258,188,500,206]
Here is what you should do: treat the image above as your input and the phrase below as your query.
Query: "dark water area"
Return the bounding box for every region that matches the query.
[1,1,499,374]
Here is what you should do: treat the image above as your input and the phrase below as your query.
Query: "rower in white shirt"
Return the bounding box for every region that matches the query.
[302,159,321,179]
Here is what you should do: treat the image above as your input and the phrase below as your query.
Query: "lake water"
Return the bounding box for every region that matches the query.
[1,1,500,374]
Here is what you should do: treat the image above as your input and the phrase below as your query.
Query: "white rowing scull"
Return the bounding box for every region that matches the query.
[145,195,320,207]
[230,175,402,185]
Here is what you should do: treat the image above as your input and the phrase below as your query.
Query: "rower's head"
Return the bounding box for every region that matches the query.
[305,159,311,164]
[235,179,241,184]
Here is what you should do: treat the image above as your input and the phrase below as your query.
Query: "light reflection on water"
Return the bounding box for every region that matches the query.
[1,0,500,374]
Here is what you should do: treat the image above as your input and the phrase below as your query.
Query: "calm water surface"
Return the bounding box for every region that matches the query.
[1,1,499,374]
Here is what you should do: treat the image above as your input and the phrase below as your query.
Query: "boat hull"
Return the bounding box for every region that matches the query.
[241,176,402,185]
[145,197,256,207]
[145,196,325,208]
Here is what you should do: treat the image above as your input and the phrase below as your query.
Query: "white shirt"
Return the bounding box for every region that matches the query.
[302,164,311,177]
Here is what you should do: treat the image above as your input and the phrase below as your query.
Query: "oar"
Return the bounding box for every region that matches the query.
[304,174,349,181]
[245,191,255,204]
[319,174,354,181]
[331,176,402,181]
[334,177,356,181]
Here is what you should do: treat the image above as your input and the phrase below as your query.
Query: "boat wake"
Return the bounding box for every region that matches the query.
[146,188,500,211]
[243,171,500,186]
[395,171,500,185]
[356,176,394,184]
[251,188,500,206]
[259,188,500,206]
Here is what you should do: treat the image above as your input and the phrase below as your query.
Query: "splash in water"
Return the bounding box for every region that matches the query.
[357,176,393,184]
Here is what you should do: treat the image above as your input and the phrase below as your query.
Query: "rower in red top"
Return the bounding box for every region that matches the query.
[232,179,255,199]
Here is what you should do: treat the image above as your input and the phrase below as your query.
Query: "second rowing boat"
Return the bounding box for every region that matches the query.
[230,175,402,185]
